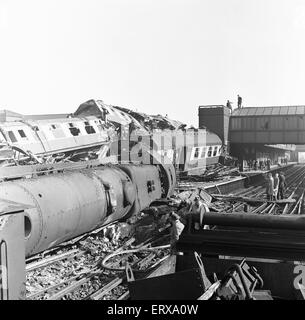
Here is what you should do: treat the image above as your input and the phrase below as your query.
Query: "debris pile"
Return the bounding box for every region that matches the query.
[113,105,187,132]
[179,164,240,183]
[26,210,172,300]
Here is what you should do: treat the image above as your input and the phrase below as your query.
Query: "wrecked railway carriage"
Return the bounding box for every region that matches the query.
[0,99,223,175]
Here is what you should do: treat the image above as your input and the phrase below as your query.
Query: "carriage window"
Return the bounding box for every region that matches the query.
[68,123,80,136]
[147,180,156,193]
[18,130,27,138]
[200,147,207,158]
[8,131,17,143]
[193,147,200,159]
[84,121,96,134]
[213,146,218,157]
[207,146,213,157]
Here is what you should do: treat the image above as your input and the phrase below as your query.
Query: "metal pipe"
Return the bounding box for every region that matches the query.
[203,212,305,230]
[176,230,305,261]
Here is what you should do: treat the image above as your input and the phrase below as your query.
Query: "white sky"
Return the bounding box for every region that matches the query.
[1,0,305,126]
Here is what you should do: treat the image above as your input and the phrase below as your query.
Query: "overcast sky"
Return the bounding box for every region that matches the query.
[1,0,305,125]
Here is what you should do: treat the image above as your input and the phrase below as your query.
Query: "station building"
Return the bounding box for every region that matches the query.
[198,105,299,169]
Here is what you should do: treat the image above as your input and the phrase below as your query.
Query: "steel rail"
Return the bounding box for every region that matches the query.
[214,165,305,216]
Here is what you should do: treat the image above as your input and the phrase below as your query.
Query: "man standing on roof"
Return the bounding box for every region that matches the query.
[237,95,243,108]
[226,100,233,111]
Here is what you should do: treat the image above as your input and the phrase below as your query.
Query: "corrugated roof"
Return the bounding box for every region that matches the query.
[199,105,226,109]
[232,106,305,117]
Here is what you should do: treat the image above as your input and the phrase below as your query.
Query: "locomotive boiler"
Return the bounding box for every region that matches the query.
[0,160,175,257]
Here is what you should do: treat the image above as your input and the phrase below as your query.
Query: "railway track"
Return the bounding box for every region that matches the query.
[210,165,305,215]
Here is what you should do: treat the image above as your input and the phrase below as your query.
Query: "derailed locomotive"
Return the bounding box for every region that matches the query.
[0,153,175,257]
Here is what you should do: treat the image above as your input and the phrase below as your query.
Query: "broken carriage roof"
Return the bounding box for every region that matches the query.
[74,99,146,130]
[74,100,222,146]
[74,99,187,132]
[113,105,187,131]
[0,102,192,132]
[0,110,25,122]
[0,109,70,122]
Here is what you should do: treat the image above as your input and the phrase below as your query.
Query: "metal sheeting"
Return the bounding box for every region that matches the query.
[230,106,305,144]
[75,99,187,133]
[232,105,305,117]
[198,105,230,144]
[0,210,26,300]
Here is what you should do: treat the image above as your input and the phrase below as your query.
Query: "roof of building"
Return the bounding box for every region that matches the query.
[266,144,296,151]
[232,106,305,117]
[199,105,226,109]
